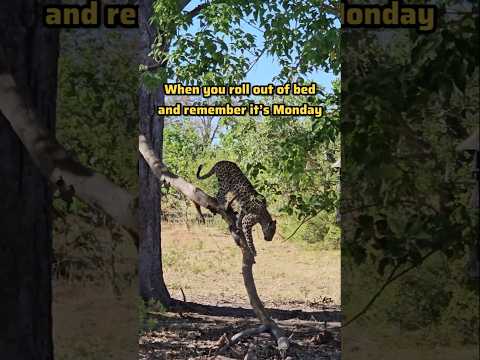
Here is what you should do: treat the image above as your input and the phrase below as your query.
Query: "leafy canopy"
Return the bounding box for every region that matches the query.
[146,0,339,86]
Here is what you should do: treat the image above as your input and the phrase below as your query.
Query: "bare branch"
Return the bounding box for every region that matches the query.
[0,73,138,239]
[282,214,316,242]
[215,325,268,356]
[246,47,267,75]
[341,249,438,328]
[210,121,221,144]
[139,134,220,214]
[186,2,209,19]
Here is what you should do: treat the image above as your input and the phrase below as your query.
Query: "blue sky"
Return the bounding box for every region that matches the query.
[182,0,337,92]
[245,52,336,92]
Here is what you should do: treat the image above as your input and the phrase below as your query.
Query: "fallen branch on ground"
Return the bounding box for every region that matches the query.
[139,135,290,356]
[215,325,267,356]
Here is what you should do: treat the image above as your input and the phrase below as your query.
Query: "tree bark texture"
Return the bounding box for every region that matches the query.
[138,0,171,303]
[0,1,59,359]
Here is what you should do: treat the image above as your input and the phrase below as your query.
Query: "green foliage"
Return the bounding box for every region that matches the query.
[148,1,341,246]
[218,91,339,220]
[57,30,138,193]
[347,253,479,345]
[53,29,138,289]
[342,15,479,274]
[341,9,479,341]
[280,211,340,249]
[163,121,207,178]
[162,85,340,248]
[149,0,339,86]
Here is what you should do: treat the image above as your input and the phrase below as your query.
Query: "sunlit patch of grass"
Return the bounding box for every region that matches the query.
[161,222,341,305]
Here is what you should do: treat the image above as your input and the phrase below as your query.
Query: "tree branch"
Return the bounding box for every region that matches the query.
[215,325,268,356]
[139,135,220,214]
[186,2,209,19]
[0,73,138,240]
[342,249,438,328]
[246,47,267,75]
[210,121,221,144]
[139,134,290,354]
[282,214,316,242]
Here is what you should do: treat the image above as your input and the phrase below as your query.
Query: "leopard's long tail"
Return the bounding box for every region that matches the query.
[196,163,216,180]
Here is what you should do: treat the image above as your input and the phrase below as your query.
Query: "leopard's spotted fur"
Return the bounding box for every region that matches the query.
[197,161,276,256]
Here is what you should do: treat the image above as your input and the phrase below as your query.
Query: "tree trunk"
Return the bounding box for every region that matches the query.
[138,0,171,304]
[0,1,59,358]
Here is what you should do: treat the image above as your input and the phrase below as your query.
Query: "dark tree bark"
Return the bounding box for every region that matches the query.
[138,0,171,304]
[0,1,59,359]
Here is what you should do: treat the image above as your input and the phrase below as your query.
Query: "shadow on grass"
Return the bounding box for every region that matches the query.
[168,299,342,322]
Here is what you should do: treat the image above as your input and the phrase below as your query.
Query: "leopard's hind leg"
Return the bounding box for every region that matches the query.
[241,213,260,257]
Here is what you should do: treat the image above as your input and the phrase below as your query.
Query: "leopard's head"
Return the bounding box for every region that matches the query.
[262,219,276,241]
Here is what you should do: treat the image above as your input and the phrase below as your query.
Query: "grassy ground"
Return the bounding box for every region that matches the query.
[51,220,478,359]
[53,282,138,360]
[51,218,341,359]
[139,222,341,360]
[161,222,341,307]
[52,218,138,360]
[342,323,479,360]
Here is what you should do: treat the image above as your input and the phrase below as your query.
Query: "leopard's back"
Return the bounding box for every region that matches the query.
[210,161,264,210]
[197,160,276,256]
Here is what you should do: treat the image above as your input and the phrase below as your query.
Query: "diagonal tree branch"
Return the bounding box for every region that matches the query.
[186,2,209,19]
[282,214,316,242]
[341,248,438,328]
[183,0,232,22]
[139,134,220,214]
[0,72,138,240]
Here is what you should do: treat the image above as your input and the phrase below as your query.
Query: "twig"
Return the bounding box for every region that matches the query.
[341,249,438,328]
[282,214,316,242]
[246,47,267,75]
[241,18,265,33]
[210,121,221,144]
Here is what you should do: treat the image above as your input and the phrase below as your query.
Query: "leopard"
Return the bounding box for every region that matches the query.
[196,160,276,256]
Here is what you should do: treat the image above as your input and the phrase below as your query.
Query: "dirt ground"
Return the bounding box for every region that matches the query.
[139,223,342,360]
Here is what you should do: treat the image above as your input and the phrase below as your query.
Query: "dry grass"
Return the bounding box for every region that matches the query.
[139,223,342,359]
[53,282,138,360]
[52,221,341,359]
[343,324,479,360]
[161,222,341,307]
[52,218,138,360]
